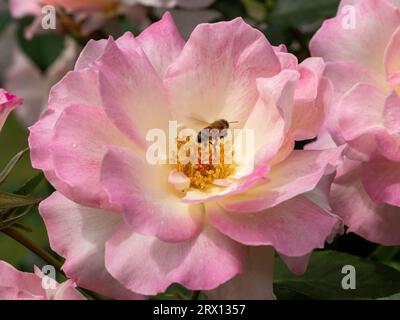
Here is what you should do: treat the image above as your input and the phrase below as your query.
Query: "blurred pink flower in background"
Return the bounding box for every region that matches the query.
[30,14,343,299]
[4,37,79,127]
[9,0,218,38]
[0,261,85,300]
[41,0,119,12]
[9,0,217,13]
[0,88,22,132]
[309,0,400,244]
[9,0,121,15]
[8,0,42,18]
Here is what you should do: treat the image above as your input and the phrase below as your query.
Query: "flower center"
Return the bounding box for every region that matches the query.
[176,137,235,190]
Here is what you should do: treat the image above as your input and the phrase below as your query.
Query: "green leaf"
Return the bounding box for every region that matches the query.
[369,246,400,261]
[242,0,268,21]
[14,172,45,195]
[214,0,247,20]
[382,261,400,273]
[17,17,65,71]
[378,293,400,300]
[0,205,33,230]
[150,293,180,300]
[274,250,400,300]
[0,192,39,210]
[0,149,28,185]
[0,10,11,35]
[118,16,140,36]
[269,0,339,27]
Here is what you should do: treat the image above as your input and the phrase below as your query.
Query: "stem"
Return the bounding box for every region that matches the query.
[173,291,188,300]
[2,227,63,271]
[79,288,105,301]
[190,291,201,300]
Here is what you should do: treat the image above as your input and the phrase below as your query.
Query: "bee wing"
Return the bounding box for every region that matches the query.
[184,113,211,129]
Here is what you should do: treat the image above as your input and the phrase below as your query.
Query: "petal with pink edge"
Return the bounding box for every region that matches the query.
[29,52,128,199]
[137,12,185,77]
[310,0,400,73]
[100,146,204,242]
[324,61,386,107]
[207,246,275,300]
[294,58,324,102]
[48,68,102,109]
[337,83,386,142]
[383,92,400,134]
[361,161,400,207]
[29,109,74,190]
[256,70,299,132]
[290,78,332,141]
[51,280,86,300]
[275,51,298,70]
[244,97,285,167]
[346,133,383,162]
[244,72,295,166]
[374,92,400,161]
[165,18,280,125]
[305,129,337,150]
[105,223,246,295]
[39,192,142,300]
[97,38,170,149]
[0,89,22,131]
[221,148,343,212]
[75,39,107,70]
[208,196,339,257]
[331,163,400,245]
[375,130,400,161]
[50,104,135,210]
[75,32,157,71]
[279,253,311,275]
[29,68,102,173]
[385,26,400,78]
[0,261,44,300]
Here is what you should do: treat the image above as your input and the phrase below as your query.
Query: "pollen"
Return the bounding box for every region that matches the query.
[176,137,235,190]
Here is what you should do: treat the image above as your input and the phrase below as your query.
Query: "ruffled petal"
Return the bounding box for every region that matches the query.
[331,162,400,245]
[361,160,400,206]
[97,38,171,149]
[220,148,343,212]
[165,18,280,126]
[50,104,134,210]
[208,196,339,256]
[0,261,44,300]
[39,192,142,299]
[100,146,205,242]
[310,0,400,74]
[136,12,185,77]
[207,246,275,300]
[105,224,246,295]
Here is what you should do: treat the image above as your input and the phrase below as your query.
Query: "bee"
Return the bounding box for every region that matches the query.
[197,119,239,144]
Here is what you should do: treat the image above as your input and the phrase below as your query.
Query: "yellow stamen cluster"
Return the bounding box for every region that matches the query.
[176,138,235,189]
